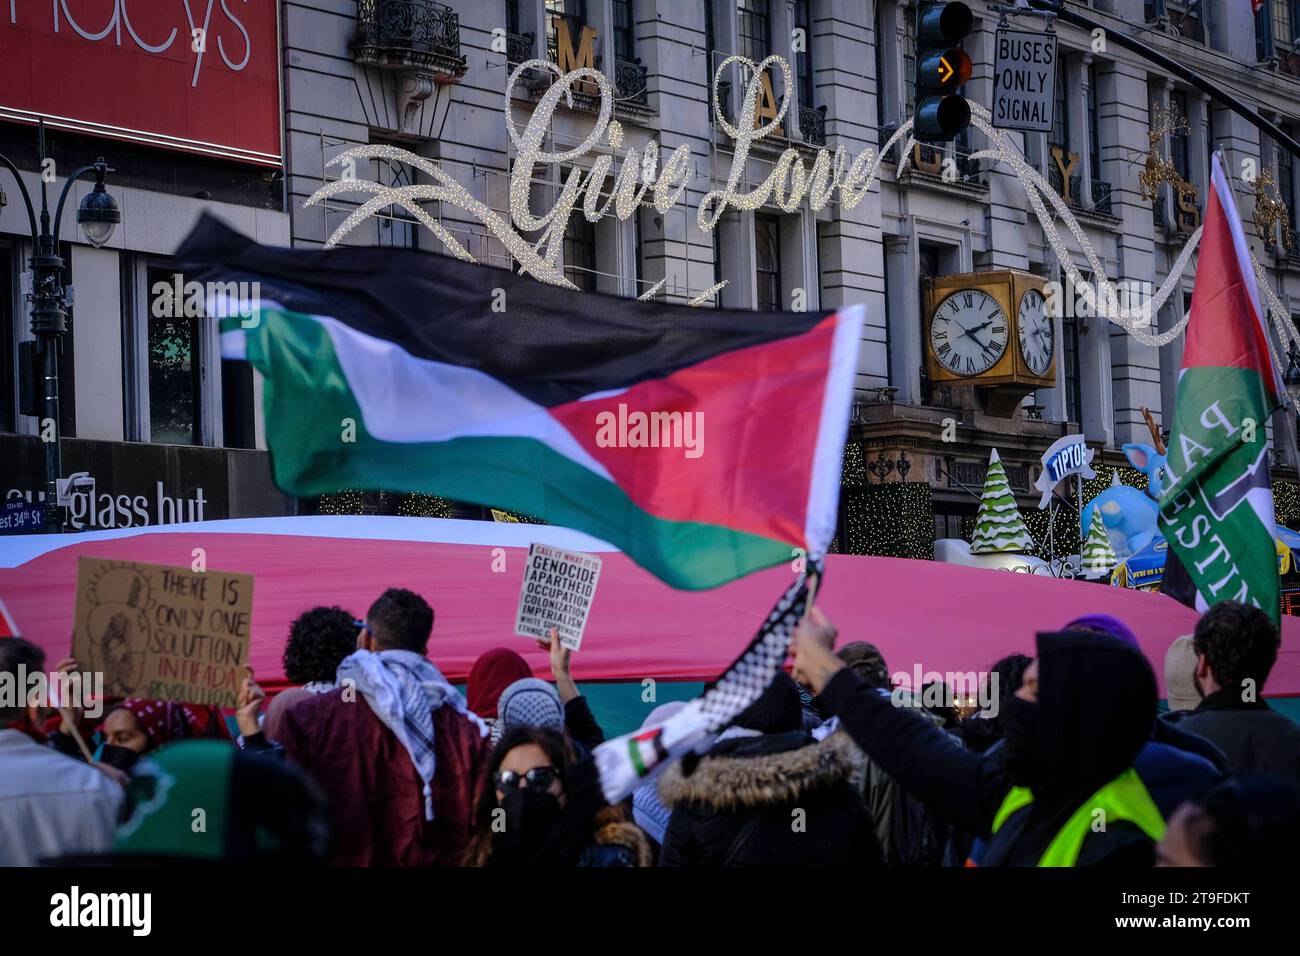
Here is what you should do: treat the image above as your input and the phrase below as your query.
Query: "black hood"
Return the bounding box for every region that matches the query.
[1035,630,1156,800]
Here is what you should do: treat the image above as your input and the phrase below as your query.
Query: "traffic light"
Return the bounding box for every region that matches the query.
[913,1,974,142]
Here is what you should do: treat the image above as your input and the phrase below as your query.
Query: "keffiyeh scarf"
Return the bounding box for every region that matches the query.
[336,649,487,820]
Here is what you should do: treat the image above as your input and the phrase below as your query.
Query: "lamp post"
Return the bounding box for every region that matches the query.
[0,123,120,532]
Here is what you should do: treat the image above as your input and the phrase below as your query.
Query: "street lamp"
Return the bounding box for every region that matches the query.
[0,123,119,532]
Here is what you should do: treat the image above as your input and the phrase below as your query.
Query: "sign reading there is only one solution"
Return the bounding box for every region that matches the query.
[513,543,602,651]
[992,29,1057,132]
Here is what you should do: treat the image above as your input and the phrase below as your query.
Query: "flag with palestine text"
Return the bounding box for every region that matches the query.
[1157,153,1283,623]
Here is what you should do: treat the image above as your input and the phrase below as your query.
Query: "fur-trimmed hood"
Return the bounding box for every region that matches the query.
[657,731,860,811]
[592,805,655,867]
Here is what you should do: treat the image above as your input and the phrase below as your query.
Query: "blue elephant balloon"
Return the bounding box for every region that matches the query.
[1080,443,1168,558]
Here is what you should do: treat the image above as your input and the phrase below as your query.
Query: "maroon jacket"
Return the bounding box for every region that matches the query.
[280,688,490,866]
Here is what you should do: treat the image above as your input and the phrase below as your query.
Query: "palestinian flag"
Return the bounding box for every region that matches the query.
[177,216,863,590]
[1158,154,1283,623]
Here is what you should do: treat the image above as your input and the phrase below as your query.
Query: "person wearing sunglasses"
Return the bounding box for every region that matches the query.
[464,725,651,866]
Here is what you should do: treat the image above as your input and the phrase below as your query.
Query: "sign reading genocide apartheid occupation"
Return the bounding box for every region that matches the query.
[992,29,1057,132]
[72,557,254,707]
[514,543,603,651]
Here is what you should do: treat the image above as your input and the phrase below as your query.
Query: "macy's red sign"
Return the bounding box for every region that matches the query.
[1,1,281,166]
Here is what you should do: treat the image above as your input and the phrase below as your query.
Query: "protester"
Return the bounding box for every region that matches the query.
[57,740,333,865]
[1162,600,1300,779]
[657,673,882,866]
[464,725,651,866]
[280,587,490,866]
[0,638,123,866]
[265,606,360,743]
[495,628,606,755]
[1163,635,1201,714]
[794,609,1165,866]
[467,647,534,746]
[957,653,1031,754]
[816,642,952,866]
[1061,613,1227,809]
[1156,774,1300,866]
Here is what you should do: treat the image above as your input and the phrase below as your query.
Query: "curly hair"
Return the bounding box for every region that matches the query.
[1192,600,1280,693]
[283,606,359,685]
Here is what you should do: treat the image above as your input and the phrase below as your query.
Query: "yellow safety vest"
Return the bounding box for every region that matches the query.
[988,767,1167,867]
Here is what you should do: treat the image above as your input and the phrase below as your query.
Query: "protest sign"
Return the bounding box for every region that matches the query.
[513,543,602,651]
[72,557,253,707]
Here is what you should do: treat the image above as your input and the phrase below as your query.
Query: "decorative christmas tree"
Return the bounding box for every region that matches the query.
[969,449,1035,554]
[1080,508,1118,580]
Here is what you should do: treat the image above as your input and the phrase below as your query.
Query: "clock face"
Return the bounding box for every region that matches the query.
[1017,288,1054,376]
[930,289,1009,376]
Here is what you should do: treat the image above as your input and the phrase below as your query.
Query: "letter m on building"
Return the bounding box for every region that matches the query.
[554,18,599,93]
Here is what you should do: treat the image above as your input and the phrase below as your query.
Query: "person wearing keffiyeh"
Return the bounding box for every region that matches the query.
[280,588,492,867]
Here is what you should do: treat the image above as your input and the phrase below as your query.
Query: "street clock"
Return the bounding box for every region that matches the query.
[924,270,1057,417]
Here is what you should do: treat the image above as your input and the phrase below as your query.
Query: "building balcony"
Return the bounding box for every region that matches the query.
[506,31,535,66]
[352,0,467,80]
[799,105,827,146]
[615,59,649,107]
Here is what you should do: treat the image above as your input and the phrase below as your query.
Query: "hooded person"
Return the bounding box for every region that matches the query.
[280,588,491,866]
[1062,615,1227,808]
[656,673,882,867]
[795,611,1167,866]
[467,648,534,747]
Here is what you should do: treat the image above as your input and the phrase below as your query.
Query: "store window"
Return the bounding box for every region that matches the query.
[1061,268,1085,425]
[755,214,782,311]
[0,244,13,434]
[371,142,418,250]
[1170,91,1190,183]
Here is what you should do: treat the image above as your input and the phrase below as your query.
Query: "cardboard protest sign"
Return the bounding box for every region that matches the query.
[72,557,253,707]
[513,543,602,651]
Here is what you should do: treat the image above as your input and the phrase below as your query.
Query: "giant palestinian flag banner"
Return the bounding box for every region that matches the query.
[178,216,863,590]
[1157,154,1283,623]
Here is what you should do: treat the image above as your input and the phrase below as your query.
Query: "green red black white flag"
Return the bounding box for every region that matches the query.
[178,216,863,590]
[1157,153,1284,623]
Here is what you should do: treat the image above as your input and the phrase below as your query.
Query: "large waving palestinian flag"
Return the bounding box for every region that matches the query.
[1158,154,1283,622]
[178,216,863,590]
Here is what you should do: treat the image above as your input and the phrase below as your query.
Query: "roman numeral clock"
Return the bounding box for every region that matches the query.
[924,270,1056,417]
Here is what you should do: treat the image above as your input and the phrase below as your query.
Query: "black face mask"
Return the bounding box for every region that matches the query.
[99,744,140,773]
[494,788,563,862]
[1001,696,1043,790]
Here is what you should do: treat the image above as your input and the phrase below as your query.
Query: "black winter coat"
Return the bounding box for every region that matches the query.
[1162,690,1300,780]
[656,730,882,866]
[820,630,1160,867]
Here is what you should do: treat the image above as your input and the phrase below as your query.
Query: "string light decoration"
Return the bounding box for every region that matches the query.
[1022,500,1082,559]
[317,489,368,515]
[1253,169,1293,254]
[1275,479,1300,527]
[841,441,868,487]
[304,59,1300,387]
[1139,102,1197,208]
[840,481,935,559]
[397,493,454,519]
